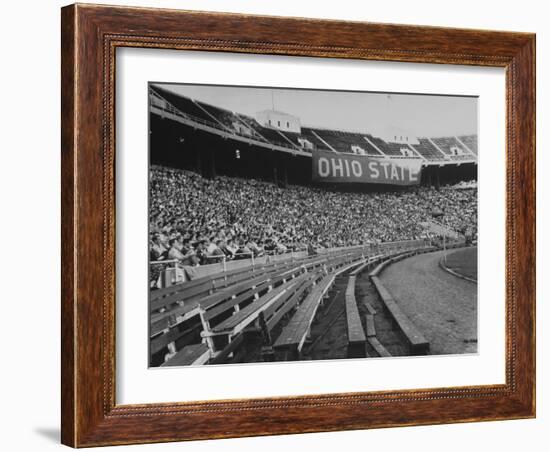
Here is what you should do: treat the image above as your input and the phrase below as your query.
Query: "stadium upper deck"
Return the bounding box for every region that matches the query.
[150,85,478,166]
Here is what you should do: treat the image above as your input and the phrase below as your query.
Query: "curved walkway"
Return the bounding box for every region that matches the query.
[441,247,478,282]
[380,250,477,355]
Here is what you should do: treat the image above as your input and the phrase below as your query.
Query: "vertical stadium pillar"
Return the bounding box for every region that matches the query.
[272,152,279,185]
[281,157,288,188]
[195,148,203,176]
[210,148,217,178]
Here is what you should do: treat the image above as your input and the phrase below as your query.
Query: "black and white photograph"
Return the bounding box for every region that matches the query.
[2,0,543,450]
[148,83,478,367]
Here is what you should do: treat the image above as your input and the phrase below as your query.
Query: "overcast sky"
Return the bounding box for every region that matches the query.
[155,83,477,137]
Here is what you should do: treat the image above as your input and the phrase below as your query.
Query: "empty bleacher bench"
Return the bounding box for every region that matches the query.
[273,273,334,361]
[370,276,429,355]
[161,343,210,367]
[345,276,367,358]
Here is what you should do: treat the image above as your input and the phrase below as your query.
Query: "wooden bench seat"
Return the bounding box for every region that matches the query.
[369,249,422,277]
[150,262,259,310]
[150,257,305,313]
[152,270,317,358]
[265,272,320,332]
[151,252,364,360]
[365,314,376,337]
[266,257,365,360]
[150,251,336,311]
[150,321,202,356]
[150,302,202,338]
[150,246,431,365]
[369,252,403,277]
[211,273,310,335]
[345,276,367,358]
[364,301,377,315]
[208,275,323,365]
[368,337,392,357]
[151,251,361,336]
[151,249,362,314]
[349,259,372,277]
[370,276,430,355]
[151,265,304,336]
[161,343,210,367]
[368,247,433,278]
[203,279,271,323]
[203,266,308,323]
[208,334,245,365]
[205,274,320,363]
[273,274,334,360]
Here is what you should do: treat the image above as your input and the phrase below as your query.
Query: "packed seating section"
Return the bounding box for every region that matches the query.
[150,165,478,271]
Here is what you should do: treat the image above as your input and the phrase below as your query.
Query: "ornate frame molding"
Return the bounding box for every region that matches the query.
[61,4,535,447]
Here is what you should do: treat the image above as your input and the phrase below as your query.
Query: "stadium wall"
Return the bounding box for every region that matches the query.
[150,113,477,188]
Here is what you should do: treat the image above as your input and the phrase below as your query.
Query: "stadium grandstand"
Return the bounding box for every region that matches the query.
[149,85,477,186]
[148,84,478,367]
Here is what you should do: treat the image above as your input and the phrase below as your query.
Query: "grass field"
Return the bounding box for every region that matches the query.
[444,247,478,281]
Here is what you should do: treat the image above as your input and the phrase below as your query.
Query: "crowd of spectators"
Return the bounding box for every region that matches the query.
[149,165,477,266]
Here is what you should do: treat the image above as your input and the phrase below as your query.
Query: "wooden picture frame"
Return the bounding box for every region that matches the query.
[61,3,535,447]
